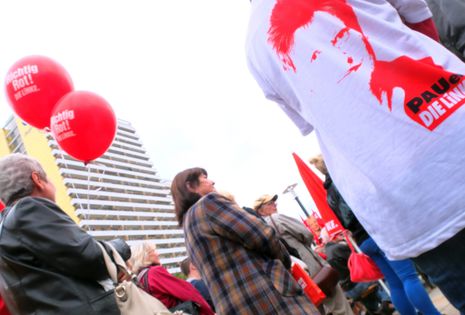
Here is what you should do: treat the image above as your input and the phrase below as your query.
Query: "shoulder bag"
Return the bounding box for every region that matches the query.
[97,242,174,315]
[344,232,384,283]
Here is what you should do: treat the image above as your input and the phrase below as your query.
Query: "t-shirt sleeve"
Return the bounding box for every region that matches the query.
[247,55,314,136]
[386,0,433,23]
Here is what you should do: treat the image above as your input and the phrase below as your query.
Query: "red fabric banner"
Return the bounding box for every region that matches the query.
[292,153,344,237]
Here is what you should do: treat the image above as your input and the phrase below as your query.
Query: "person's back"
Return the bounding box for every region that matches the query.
[0,197,118,314]
[246,0,465,312]
[180,257,215,311]
[183,193,317,315]
[0,154,123,315]
[189,279,213,310]
[129,242,214,315]
[247,1,465,310]
[247,0,465,259]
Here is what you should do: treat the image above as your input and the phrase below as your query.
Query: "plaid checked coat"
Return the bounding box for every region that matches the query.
[183,193,319,315]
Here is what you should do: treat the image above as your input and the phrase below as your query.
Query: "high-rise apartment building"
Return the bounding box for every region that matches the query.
[0,117,186,273]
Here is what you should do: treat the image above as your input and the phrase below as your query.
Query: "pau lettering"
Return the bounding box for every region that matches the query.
[406,74,462,114]
[405,74,465,129]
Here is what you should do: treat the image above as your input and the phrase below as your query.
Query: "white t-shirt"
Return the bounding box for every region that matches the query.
[246,0,465,259]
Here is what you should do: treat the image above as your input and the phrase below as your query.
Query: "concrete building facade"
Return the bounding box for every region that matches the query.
[0,117,185,273]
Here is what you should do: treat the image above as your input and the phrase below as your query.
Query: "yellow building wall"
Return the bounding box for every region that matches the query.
[0,128,11,156]
[16,119,80,223]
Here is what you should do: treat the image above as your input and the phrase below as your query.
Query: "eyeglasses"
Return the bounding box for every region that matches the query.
[264,200,276,206]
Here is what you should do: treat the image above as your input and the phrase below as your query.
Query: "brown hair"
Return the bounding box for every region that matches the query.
[180,257,191,277]
[171,167,207,226]
[309,154,328,176]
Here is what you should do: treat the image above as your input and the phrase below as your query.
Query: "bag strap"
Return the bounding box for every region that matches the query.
[136,267,151,293]
[97,242,132,284]
[343,230,356,253]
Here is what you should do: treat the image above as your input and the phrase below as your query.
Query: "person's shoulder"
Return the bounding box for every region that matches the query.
[3,198,60,229]
[148,265,172,278]
[195,192,236,210]
[277,213,301,224]
[16,196,56,208]
[203,192,227,202]
[12,197,57,215]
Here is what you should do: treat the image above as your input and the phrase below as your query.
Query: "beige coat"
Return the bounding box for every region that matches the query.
[265,213,354,315]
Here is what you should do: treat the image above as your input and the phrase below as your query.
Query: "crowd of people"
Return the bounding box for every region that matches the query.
[0,0,465,314]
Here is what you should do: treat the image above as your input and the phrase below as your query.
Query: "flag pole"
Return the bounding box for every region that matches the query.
[283,183,310,217]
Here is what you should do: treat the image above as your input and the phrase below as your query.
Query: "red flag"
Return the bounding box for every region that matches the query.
[292,153,344,237]
[0,201,5,212]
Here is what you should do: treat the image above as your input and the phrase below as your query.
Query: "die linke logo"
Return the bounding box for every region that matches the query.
[267,0,465,131]
[406,73,464,130]
[51,109,76,141]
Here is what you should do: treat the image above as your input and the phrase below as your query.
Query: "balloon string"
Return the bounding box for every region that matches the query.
[53,138,83,217]
[86,162,92,231]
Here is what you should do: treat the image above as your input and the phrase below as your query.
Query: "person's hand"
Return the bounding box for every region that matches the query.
[116,267,133,282]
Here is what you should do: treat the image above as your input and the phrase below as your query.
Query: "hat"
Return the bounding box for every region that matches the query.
[253,194,278,211]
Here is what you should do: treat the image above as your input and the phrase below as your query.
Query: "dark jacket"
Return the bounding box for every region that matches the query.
[0,197,121,315]
[324,241,354,291]
[323,175,369,245]
[189,279,215,311]
[425,0,465,61]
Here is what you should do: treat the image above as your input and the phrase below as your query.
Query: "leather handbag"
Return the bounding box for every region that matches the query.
[97,242,174,315]
[311,264,340,297]
[344,233,384,283]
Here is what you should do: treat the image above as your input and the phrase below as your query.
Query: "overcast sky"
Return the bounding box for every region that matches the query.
[0,0,323,219]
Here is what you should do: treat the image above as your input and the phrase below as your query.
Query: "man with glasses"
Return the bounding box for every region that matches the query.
[253,194,353,315]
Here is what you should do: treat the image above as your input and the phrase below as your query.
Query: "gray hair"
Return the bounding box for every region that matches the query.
[127,241,157,274]
[0,154,47,205]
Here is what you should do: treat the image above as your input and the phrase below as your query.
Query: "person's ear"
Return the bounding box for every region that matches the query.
[189,264,196,273]
[31,172,46,191]
[186,182,197,194]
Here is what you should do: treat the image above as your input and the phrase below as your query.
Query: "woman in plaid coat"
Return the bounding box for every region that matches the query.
[171,167,320,315]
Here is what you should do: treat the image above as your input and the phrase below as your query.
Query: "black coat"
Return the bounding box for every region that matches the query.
[0,197,120,315]
[323,175,369,246]
[425,0,465,61]
[324,241,354,291]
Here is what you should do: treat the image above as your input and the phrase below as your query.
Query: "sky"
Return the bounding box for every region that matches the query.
[0,0,324,219]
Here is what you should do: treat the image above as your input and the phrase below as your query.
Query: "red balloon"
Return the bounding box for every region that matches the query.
[5,55,73,130]
[50,91,117,163]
